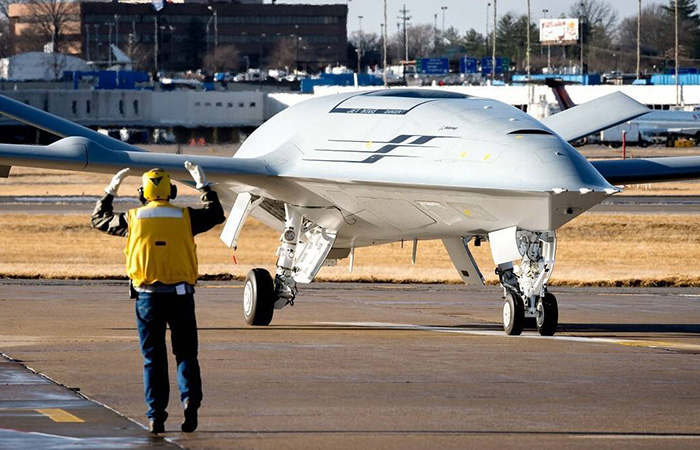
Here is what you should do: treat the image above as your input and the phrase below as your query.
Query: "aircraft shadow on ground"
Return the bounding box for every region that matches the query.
[110,323,700,334]
[189,430,700,437]
[559,323,700,334]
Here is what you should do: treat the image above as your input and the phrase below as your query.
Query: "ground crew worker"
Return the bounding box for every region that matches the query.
[91,162,225,434]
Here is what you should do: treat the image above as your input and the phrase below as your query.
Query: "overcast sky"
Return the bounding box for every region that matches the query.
[274,1,658,36]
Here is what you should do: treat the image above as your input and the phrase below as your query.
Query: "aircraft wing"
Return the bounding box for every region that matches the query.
[0,93,270,188]
[0,137,269,183]
[541,91,650,142]
[591,156,700,184]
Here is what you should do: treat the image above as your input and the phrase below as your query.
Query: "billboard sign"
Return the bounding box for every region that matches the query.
[416,58,449,75]
[539,18,579,45]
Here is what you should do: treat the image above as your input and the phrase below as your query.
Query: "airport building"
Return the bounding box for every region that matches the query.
[8,0,348,71]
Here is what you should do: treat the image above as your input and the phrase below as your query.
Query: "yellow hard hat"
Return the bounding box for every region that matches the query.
[140,168,174,202]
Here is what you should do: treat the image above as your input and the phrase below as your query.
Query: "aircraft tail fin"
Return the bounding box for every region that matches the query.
[541,91,649,142]
[545,78,576,110]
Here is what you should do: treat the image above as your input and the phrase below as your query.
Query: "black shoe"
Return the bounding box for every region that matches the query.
[149,419,165,434]
[181,400,198,433]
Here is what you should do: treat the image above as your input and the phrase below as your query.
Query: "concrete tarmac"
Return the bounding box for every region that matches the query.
[0,280,699,449]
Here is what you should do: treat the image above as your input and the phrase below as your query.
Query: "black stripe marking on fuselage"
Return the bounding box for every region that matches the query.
[305,135,459,164]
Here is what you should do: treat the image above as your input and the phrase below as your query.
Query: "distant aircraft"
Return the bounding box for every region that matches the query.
[0,89,699,336]
[547,78,700,146]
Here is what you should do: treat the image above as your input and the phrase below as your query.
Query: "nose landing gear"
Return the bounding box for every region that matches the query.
[494,229,559,336]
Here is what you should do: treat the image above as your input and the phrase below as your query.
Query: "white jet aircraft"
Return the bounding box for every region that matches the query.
[0,89,698,336]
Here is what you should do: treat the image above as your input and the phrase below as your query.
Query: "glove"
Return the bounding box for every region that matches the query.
[104,168,130,197]
[184,161,210,190]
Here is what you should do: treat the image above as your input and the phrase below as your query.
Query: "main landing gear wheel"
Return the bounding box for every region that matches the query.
[536,293,559,336]
[243,268,276,326]
[503,292,524,336]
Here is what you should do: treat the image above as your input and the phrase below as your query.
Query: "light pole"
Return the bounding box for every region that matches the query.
[485,3,490,55]
[107,22,113,66]
[169,26,175,71]
[492,0,496,84]
[206,15,213,57]
[357,15,363,74]
[259,32,267,85]
[93,24,99,62]
[85,25,90,60]
[579,2,585,75]
[130,21,136,62]
[114,14,119,50]
[675,0,679,106]
[636,0,641,79]
[154,17,158,74]
[543,9,550,73]
[396,23,401,61]
[526,0,531,77]
[441,6,447,36]
[383,0,388,86]
[208,6,218,58]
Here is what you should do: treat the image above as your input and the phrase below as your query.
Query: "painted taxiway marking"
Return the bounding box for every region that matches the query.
[35,409,84,423]
[571,434,700,440]
[318,322,700,351]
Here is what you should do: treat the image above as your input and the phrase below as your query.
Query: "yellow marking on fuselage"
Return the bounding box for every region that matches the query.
[35,409,84,423]
[463,210,472,216]
[460,152,467,158]
[483,154,490,161]
[366,141,372,148]
[515,135,524,139]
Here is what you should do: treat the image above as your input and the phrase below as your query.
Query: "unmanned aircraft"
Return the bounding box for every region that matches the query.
[0,89,698,336]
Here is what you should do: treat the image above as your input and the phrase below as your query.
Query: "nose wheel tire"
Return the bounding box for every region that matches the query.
[243,268,276,326]
[503,292,524,336]
[536,293,559,336]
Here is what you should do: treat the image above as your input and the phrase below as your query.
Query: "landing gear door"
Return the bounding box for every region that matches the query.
[220,193,263,249]
[293,228,337,284]
[442,237,484,285]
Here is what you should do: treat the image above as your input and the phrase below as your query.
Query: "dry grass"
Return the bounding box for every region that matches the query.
[2,158,700,286]
[1,213,699,286]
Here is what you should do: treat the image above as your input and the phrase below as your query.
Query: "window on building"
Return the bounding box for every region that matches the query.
[72,101,77,115]
[133,100,139,115]
[86,100,91,114]
[119,100,125,115]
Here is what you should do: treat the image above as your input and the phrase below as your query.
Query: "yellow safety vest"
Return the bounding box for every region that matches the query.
[125,201,198,287]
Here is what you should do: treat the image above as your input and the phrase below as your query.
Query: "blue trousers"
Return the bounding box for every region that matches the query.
[135,291,203,421]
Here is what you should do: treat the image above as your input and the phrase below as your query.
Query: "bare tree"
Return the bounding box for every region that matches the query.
[618,4,673,73]
[22,0,77,53]
[203,45,239,73]
[569,0,619,72]
[269,37,296,70]
[406,24,435,60]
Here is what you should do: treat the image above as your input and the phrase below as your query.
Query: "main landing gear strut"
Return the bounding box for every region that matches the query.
[243,204,301,326]
[495,230,558,336]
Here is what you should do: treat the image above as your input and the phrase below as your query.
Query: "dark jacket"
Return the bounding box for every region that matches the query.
[91,186,226,237]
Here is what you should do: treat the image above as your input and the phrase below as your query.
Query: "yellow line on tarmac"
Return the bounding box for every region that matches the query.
[35,409,84,423]
[612,340,700,351]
